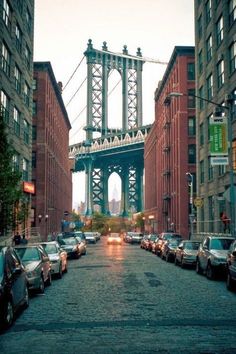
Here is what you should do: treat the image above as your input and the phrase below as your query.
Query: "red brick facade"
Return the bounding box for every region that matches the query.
[31,62,72,240]
[144,47,196,239]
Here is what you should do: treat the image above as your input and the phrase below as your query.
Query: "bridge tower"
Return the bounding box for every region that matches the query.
[82,39,145,216]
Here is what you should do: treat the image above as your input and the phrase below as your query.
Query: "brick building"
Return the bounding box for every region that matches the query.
[144,46,196,238]
[0,0,35,235]
[32,62,72,240]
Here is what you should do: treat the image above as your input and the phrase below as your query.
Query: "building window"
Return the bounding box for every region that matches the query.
[187,63,195,80]
[14,65,21,93]
[218,164,226,176]
[199,86,204,110]
[22,158,29,181]
[15,23,22,53]
[3,0,11,30]
[217,60,224,89]
[32,151,36,168]
[229,41,236,75]
[187,89,195,108]
[200,160,204,184]
[216,16,223,47]
[188,116,196,136]
[26,8,32,34]
[32,125,37,140]
[206,35,212,62]
[1,42,10,76]
[13,107,20,136]
[198,14,203,39]
[32,101,37,116]
[199,123,204,145]
[32,78,37,90]
[208,196,214,232]
[0,90,10,124]
[23,119,30,144]
[207,74,213,100]
[208,156,213,180]
[16,0,23,14]
[229,0,236,27]
[205,0,212,24]
[198,50,203,74]
[23,82,30,107]
[24,45,30,70]
[13,153,20,171]
[188,145,196,164]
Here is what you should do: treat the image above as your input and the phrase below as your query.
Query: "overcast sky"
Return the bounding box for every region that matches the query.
[33,0,195,209]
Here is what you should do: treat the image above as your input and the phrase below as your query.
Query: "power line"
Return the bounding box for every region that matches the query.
[62,55,85,92]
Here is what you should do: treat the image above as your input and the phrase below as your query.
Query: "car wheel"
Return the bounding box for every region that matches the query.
[38,275,45,294]
[46,271,52,286]
[174,256,178,266]
[206,263,215,280]
[166,253,170,262]
[4,299,14,328]
[23,285,29,309]
[196,259,203,274]
[58,264,63,279]
[64,263,68,273]
[180,257,185,269]
[226,272,235,291]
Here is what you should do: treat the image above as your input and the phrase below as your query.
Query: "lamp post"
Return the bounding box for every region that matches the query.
[169,91,235,237]
[186,172,194,240]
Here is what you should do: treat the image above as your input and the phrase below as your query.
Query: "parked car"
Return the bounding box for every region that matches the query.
[140,235,149,249]
[226,240,236,291]
[14,245,51,294]
[40,241,68,278]
[84,232,97,244]
[0,246,29,328]
[155,232,182,256]
[107,233,122,245]
[75,236,87,255]
[123,232,132,243]
[57,237,82,258]
[129,232,144,244]
[175,240,201,267]
[196,235,234,280]
[146,234,159,251]
[161,238,181,262]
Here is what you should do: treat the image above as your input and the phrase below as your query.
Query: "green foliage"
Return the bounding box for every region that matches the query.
[0,116,23,235]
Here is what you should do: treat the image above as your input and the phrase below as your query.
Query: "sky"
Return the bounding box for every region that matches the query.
[33,0,195,210]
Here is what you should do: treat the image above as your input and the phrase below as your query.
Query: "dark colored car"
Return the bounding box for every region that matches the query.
[161,239,181,262]
[155,232,182,256]
[0,246,29,328]
[226,240,236,291]
[175,240,201,267]
[57,237,82,258]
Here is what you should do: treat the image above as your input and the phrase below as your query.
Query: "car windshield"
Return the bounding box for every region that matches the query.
[169,240,179,246]
[185,242,200,250]
[16,247,40,262]
[60,238,76,245]
[43,244,58,254]
[210,238,233,250]
[110,233,120,238]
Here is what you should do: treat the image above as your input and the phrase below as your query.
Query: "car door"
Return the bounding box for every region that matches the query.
[38,247,50,282]
[229,242,236,279]
[200,237,210,270]
[5,249,25,307]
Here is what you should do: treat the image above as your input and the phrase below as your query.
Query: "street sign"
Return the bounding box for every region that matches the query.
[210,156,229,165]
[194,197,203,208]
[209,116,228,156]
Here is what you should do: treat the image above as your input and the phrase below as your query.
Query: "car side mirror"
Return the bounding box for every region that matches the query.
[232,251,236,257]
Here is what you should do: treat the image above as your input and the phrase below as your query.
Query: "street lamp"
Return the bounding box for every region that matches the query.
[186,172,194,240]
[169,91,235,237]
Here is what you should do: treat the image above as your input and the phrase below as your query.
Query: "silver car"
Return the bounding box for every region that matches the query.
[40,242,68,278]
[15,245,52,293]
[84,232,96,244]
[175,240,201,267]
[196,236,234,280]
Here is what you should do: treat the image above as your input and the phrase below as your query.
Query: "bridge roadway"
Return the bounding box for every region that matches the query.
[1,237,236,353]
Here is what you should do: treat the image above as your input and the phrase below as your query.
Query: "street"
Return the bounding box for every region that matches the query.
[1,237,236,354]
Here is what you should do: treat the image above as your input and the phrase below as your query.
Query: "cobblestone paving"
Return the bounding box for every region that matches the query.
[1,238,236,353]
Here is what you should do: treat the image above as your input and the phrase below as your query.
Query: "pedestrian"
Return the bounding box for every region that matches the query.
[13,232,21,245]
[21,234,28,244]
[220,212,230,233]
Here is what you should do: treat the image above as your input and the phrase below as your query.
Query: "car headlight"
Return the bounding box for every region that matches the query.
[27,269,38,277]
[211,256,226,264]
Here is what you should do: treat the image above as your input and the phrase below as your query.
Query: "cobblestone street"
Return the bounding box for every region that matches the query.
[1,237,236,354]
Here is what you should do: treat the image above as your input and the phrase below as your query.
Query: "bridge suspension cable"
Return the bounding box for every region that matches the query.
[62,55,85,92]
[65,77,87,107]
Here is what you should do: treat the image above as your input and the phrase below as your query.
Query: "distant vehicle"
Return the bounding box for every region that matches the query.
[15,245,52,294]
[107,233,122,245]
[175,240,201,267]
[127,232,143,244]
[40,241,68,278]
[57,237,82,258]
[0,246,29,328]
[226,240,236,291]
[84,232,97,244]
[75,236,87,255]
[196,235,234,280]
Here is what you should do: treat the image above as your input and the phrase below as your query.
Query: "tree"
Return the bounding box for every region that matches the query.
[0,115,23,236]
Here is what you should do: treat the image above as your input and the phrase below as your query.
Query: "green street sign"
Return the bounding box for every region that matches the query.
[209,116,228,156]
